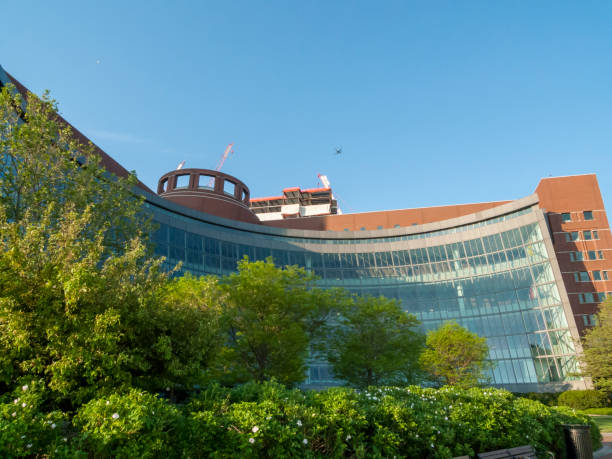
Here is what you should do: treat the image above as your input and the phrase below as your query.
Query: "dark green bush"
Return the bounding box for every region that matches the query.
[516,392,560,407]
[558,390,609,410]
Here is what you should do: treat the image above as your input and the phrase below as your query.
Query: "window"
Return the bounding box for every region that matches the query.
[569,251,584,262]
[584,211,594,221]
[594,230,599,239]
[574,271,589,282]
[561,213,571,222]
[584,230,592,241]
[588,250,597,260]
[597,292,607,302]
[605,271,609,281]
[197,174,215,189]
[175,174,190,188]
[598,250,604,260]
[579,293,596,304]
[223,180,236,196]
[593,270,602,281]
[565,232,579,242]
[583,314,597,327]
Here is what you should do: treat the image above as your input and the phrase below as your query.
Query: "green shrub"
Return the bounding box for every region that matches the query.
[0,380,69,457]
[558,390,609,410]
[182,383,601,458]
[516,392,560,407]
[73,389,183,457]
[580,407,612,415]
[0,383,602,457]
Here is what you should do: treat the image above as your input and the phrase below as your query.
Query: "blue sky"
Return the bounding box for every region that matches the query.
[2,1,612,213]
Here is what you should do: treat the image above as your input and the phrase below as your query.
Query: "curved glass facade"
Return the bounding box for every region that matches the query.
[144,192,584,392]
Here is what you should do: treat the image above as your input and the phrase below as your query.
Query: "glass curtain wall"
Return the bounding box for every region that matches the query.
[148,203,580,390]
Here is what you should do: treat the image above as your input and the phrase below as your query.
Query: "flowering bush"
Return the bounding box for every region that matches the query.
[0,380,69,457]
[73,389,183,457]
[0,382,602,457]
[181,383,600,458]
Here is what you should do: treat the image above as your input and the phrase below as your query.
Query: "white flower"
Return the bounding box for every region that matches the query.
[26,444,32,449]
[51,423,56,429]
[21,435,25,439]
[13,398,19,404]
[266,416,271,420]
[249,437,255,444]
[166,387,170,391]
[22,385,28,391]
[346,434,352,441]
[445,416,448,420]
[63,437,67,442]
[112,413,119,419]
[415,434,419,438]
[252,426,259,433]
[297,420,302,426]
[21,402,27,408]
[105,401,110,405]
[303,438,308,445]
[431,443,435,448]
[11,412,16,417]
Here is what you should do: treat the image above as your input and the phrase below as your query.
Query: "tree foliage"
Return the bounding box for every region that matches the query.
[325,295,423,388]
[581,297,612,393]
[420,321,491,388]
[0,85,219,407]
[218,257,330,386]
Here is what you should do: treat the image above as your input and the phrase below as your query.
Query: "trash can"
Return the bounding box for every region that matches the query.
[562,424,593,459]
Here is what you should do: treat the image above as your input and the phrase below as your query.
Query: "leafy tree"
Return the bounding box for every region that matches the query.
[325,295,424,388]
[581,297,612,393]
[0,85,219,407]
[137,273,225,396]
[420,321,491,388]
[218,257,329,386]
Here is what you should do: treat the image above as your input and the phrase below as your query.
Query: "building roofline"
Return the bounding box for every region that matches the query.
[536,173,597,187]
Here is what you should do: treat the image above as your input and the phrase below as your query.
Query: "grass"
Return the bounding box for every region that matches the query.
[590,415,612,433]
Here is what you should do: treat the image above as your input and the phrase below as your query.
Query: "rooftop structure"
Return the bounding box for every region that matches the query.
[250,185,338,221]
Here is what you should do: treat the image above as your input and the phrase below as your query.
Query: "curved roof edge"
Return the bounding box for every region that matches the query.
[142,188,539,240]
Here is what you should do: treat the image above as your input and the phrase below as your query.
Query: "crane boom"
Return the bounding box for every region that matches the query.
[208,143,234,187]
[215,143,234,171]
[317,173,342,214]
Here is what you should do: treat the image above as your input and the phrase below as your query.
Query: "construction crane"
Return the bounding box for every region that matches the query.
[317,173,343,215]
[208,143,234,187]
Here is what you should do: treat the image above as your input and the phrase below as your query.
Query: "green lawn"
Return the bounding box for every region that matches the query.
[590,416,612,433]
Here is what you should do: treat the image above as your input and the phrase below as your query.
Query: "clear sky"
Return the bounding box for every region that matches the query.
[2,1,611,213]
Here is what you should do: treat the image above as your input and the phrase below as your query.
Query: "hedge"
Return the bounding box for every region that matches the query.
[0,382,602,458]
[558,390,610,410]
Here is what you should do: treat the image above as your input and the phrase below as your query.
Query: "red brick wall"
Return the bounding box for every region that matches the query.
[536,175,612,334]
